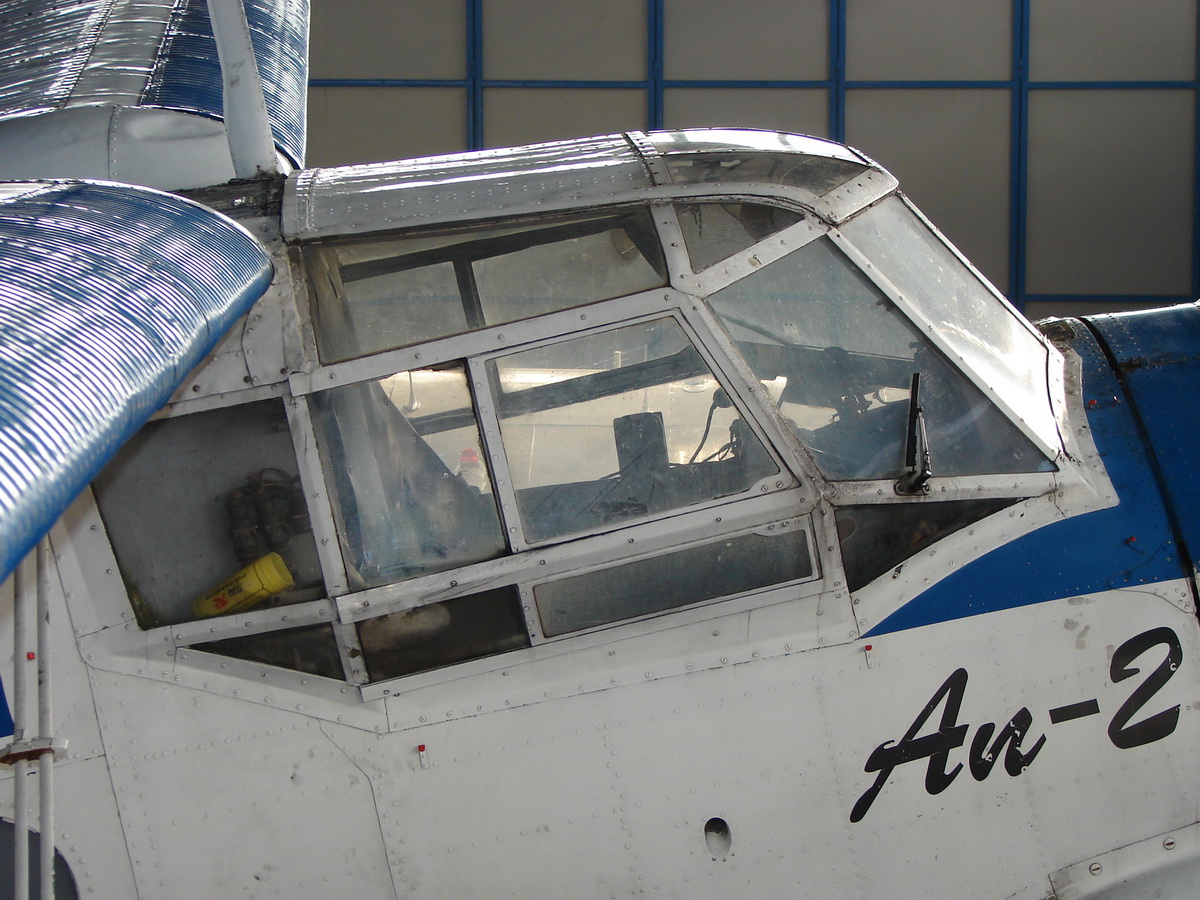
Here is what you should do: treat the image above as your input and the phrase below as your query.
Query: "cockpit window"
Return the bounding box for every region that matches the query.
[676,202,804,272]
[311,363,508,589]
[705,238,1054,480]
[840,196,1060,456]
[306,208,668,363]
[661,151,869,195]
[534,526,812,636]
[489,318,780,542]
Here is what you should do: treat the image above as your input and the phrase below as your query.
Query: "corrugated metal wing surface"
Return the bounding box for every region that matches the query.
[0,180,273,580]
[143,0,308,167]
[0,0,114,118]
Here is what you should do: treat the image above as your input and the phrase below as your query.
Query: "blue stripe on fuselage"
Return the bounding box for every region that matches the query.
[868,319,1188,637]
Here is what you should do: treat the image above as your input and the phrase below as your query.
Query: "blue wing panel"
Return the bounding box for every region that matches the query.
[0,180,273,581]
[868,319,1188,636]
[143,0,309,168]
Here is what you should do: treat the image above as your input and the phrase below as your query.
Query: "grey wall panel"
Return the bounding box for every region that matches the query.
[846,0,1011,81]
[484,0,646,80]
[1030,0,1196,82]
[1026,90,1194,296]
[664,0,826,80]
[483,88,646,148]
[663,88,828,136]
[845,89,1011,292]
[310,0,465,80]
[307,86,467,166]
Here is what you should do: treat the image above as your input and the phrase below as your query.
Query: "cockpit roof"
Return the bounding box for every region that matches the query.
[284,128,900,241]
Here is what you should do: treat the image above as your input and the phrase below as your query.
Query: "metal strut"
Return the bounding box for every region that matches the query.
[2,540,67,900]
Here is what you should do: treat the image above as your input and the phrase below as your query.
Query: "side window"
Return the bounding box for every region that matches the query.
[836,500,1016,591]
[310,363,508,589]
[306,209,668,363]
[676,202,804,271]
[92,400,322,628]
[490,318,780,543]
[704,238,1054,481]
[534,526,812,637]
[357,587,530,681]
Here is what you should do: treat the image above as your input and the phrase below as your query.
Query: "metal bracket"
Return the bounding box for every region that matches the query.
[0,737,68,766]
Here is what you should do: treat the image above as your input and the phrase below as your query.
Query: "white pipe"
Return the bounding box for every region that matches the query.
[36,540,53,900]
[207,0,278,178]
[12,552,31,900]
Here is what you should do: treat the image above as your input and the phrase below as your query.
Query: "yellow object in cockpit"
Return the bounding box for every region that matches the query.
[192,552,293,618]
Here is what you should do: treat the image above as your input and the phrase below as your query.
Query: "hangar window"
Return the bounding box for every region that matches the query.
[306,208,668,362]
[704,237,1054,481]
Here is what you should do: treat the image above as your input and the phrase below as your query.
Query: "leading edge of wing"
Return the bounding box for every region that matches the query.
[0,179,274,581]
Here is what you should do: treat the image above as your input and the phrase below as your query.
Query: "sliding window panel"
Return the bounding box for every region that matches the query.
[484,0,646,81]
[1026,90,1194,296]
[845,88,1010,293]
[306,87,468,166]
[846,0,1010,81]
[310,0,466,80]
[663,88,828,137]
[1030,0,1196,82]
[663,0,826,81]
[483,88,646,149]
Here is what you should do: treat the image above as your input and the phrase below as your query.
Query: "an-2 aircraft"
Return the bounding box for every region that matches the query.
[0,1,1198,898]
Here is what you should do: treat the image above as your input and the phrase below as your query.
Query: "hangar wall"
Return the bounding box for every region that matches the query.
[306,0,1198,319]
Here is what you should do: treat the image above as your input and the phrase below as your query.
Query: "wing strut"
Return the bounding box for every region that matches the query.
[2,541,66,900]
[208,0,279,178]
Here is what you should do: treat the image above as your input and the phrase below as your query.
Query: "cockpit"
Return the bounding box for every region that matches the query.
[90,129,1067,693]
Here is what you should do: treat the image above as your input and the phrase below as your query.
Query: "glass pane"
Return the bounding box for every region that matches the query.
[193,624,345,680]
[474,218,667,321]
[705,239,1053,480]
[92,400,323,628]
[310,247,465,362]
[836,499,1016,591]
[535,528,812,636]
[307,209,666,363]
[676,202,804,272]
[840,196,1057,451]
[491,319,779,542]
[359,587,530,681]
[312,364,507,588]
[663,150,868,196]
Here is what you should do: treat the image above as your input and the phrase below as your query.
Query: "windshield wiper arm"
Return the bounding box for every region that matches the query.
[896,372,932,495]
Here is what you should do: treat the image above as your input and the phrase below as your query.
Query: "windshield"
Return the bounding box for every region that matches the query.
[704,238,1055,480]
